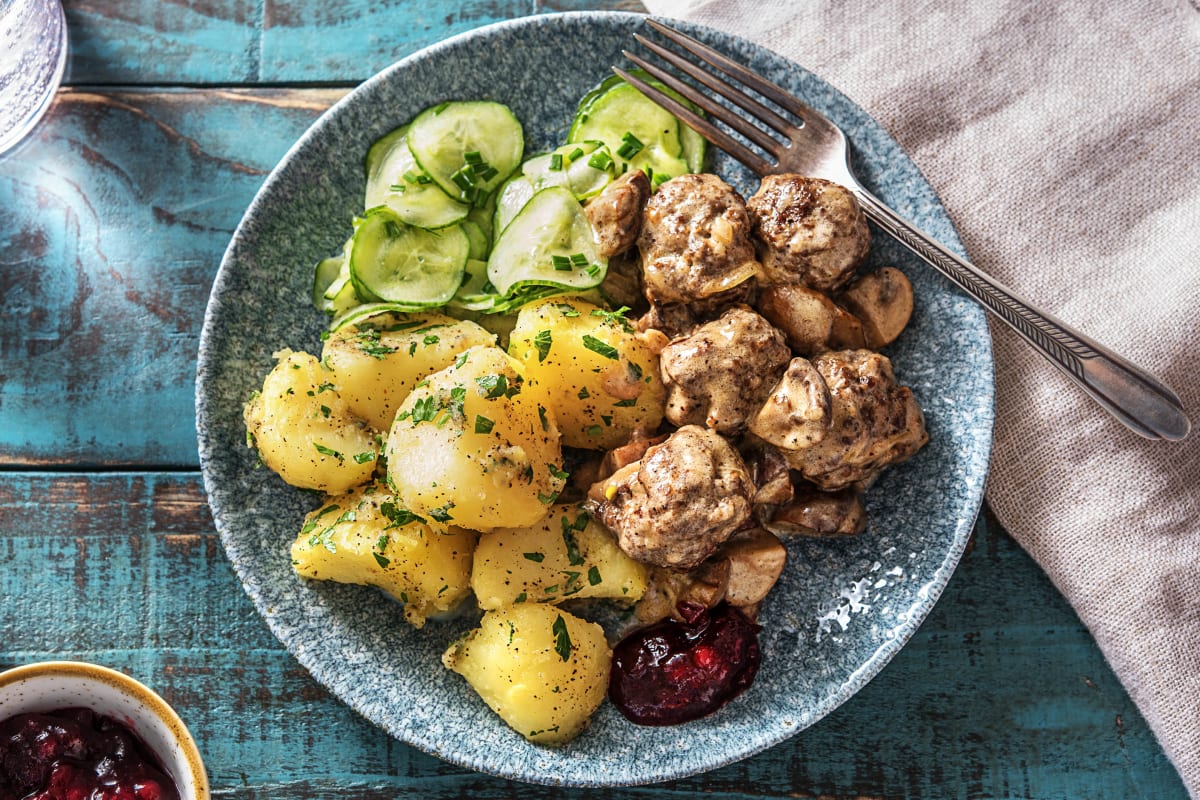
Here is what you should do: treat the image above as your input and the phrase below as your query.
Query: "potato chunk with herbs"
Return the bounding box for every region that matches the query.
[385,345,565,531]
[290,483,475,627]
[322,311,495,432]
[472,504,648,609]
[442,604,610,744]
[509,296,664,450]
[243,349,377,493]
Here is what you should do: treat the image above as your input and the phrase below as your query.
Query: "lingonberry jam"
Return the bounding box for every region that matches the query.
[609,602,761,726]
[0,707,180,800]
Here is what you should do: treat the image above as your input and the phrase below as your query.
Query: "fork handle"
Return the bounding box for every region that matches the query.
[853,190,1190,441]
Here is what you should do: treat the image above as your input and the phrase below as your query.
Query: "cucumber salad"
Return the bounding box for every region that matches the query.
[312,73,705,323]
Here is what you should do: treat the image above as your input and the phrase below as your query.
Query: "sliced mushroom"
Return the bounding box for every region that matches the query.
[837,267,914,348]
[828,302,868,349]
[720,527,787,607]
[598,432,668,482]
[756,283,839,355]
[635,561,731,625]
[766,485,867,538]
[748,357,833,451]
[741,438,794,507]
[586,169,651,258]
[597,249,647,316]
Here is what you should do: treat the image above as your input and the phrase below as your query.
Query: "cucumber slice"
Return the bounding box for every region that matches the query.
[522,142,615,200]
[330,301,419,332]
[568,82,688,183]
[407,101,524,204]
[467,198,495,243]
[493,174,536,237]
[314,237,358,313]
[460,219,490,260]
[348,206,469,307]
[313,252,347,309]
[364,125,470,230]
[326,278,361,316]
[486,186,607,295]
[448,258,499,312]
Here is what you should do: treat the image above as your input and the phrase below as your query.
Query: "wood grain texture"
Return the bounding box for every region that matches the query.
[0,88,346,466]
[0,475,1185,799]
[63,0,646,85]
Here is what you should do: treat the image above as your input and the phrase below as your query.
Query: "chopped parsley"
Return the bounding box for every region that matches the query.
[582,335,619,360]
[313,443,343,461]
[533,329,553,362]
[380,502,423,529]
[552,614,573,662]
[474,415,495,434]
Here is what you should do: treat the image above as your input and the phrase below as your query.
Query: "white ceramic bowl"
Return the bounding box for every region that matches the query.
[0,661,209,799]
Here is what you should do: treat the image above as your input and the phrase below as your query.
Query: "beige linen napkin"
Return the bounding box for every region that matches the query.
[638,0,1200,792]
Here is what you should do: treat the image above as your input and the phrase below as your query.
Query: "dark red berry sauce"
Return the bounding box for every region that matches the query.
[609,602,761,726]
[0,708,180,800]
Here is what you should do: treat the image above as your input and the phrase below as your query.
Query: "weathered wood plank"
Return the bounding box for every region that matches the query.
[0,88,346,466]
[0,474,1185,798]
[62,0,645,86]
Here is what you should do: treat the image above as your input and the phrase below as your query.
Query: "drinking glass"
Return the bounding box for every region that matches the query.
[0,0,67,155]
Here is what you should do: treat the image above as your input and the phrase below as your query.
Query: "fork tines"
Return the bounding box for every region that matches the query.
[616,19,821,175]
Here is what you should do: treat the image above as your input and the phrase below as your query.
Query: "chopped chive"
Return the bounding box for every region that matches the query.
[588,150,614,171]
[616,131,644,159]
[551,254,573,271]
[567,147,585,162]
[548,152,563,171]
[569,252,588,267]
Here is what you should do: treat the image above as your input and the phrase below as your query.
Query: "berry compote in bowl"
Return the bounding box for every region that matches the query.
[0,661,209,800]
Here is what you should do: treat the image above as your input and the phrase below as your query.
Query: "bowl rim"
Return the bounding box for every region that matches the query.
[0,660,211,799]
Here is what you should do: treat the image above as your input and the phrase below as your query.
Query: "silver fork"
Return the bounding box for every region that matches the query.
[616,19,1190,442]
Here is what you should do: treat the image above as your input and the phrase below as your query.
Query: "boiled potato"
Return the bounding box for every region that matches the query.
[385,345,565,531]
[442,604,610,744]
[322,311,495,432]
[472,503,648,609]
[244,349,377,493]
[290,482,475,627]
[509,296,665,450]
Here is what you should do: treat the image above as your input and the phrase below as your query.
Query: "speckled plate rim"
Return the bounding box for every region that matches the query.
[197,11,994,787]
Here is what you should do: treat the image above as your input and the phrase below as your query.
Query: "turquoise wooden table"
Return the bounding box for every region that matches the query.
[0,2,1188,797]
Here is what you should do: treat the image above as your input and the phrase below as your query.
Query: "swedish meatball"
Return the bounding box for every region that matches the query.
[590,425,755,569]
[781,349,927,490]
[747,175,869,292]
[659,306,790,436]
[638,174,762,306]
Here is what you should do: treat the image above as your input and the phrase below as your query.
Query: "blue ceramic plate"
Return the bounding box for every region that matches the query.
[197,12,993,786]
